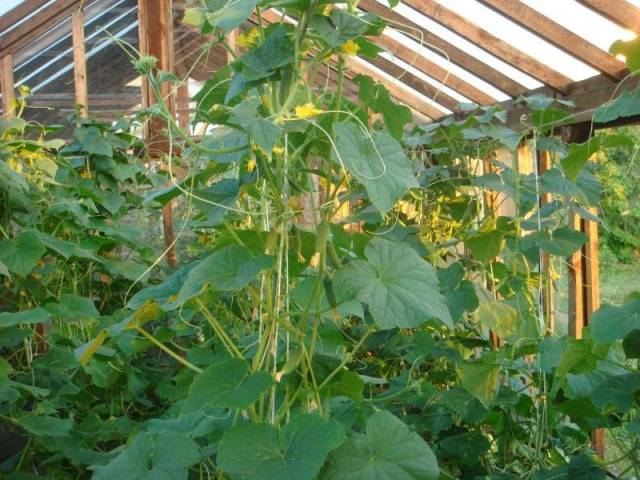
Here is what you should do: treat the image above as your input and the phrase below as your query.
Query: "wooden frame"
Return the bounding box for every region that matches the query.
[577,0,640,32]
[400,0,573,91]
[1,54,14,116]
[359,0,527,97]
[72,8,88,117]
[138,0,178,267]
[479,0,627,81]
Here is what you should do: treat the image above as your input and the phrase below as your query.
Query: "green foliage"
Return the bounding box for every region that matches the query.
[2,2,640,479]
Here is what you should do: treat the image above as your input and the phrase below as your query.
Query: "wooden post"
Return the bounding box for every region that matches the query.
[563,124,604,458]
[227,29,238,62]
[537,150,554,334]
[1,54,15,116]
[72,8,88,117]
[138,0,177,267]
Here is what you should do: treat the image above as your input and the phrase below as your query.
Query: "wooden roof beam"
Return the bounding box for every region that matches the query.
[373,33,496,105]
[577,0,640,33]
[358,0,526,97]
[369,55,461,111]
[0,0,81,57]
[400,0,574,92]
[0,0,51,37]
[479,0,628,81]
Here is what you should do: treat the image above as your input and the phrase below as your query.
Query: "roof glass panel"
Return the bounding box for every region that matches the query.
[382,0,544,90]
[383,28,511,102]
[520,0,636,51]
[432,0,598,81]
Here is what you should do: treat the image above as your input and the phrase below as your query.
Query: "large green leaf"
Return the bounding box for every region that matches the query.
[477,301,518,339]
[204,0,259,33]
[325,410,439,480]
[310,10,375,47]
[594,88,640,123]
[75,126,113,157]
[128,264,195,311]
[461,357,500,405]
[590,372,640,412]
[0,229,46,276]
[522,227,586,257]
[92,432,199,480]
[592,299,640,344]
[218,414,344,480]
[241,26,294,80]
[333,121,418,215]
[0,307,51,327]
[177,246,273,304]
[45,294,99,320]
[182,358,273,413]
[18,415,73,437]
[334,238,452,329]
[355,75,412,140]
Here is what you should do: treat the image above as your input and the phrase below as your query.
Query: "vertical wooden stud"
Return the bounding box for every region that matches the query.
[227,29,238,63]
[563,124,603,457]
[138,0,177,267]
[1,54,15,117]
[72,8,88,117]
[537,150,554,334]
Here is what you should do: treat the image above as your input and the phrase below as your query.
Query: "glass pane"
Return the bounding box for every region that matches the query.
[85,0,141,120]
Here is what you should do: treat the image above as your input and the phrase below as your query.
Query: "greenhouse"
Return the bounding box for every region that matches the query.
[2,0,640,478]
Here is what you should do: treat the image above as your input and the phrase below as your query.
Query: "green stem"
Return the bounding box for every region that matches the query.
[136,327,202,373]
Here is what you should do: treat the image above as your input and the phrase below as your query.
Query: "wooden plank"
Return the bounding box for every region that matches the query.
[227,28,238,62]
[0,0,50,36]
[577,0,640,33]
[0,0,80,57]
[72,8,88,117]
[1,55,15,116]
[374,34,496,105]
[368,54,460,111]
[359,0,526,97]
[344,57,440,120]
[583,208,600,326]
[401,0,574,91]
[139,0,178,267]
[537,150,554,334]
[496,73,640,130]
[567,212,585,339]
[479,0,627,81]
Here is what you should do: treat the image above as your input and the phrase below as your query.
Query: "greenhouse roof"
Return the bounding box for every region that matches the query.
[0,0,639,126]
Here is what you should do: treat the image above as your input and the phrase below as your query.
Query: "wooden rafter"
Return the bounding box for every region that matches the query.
[358,0,526,97]
[400,0,573,91]
[577,0,640,33]
[0,0,79,57]
[0,0,50,36]
[345,57,441,119]
[1,55,15,116]
[374,34,496,105]
[479,0,627,81]
[369,55,460,111]
[72,8,88,117]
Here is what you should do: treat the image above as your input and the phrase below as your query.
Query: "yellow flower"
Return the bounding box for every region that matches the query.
[272,146,284,155]
[322,4,333,16]
[247,158,257,172]
[237,28,260,49]
[18,85,31,97]
[294,102,324,119]
[260,94,271,109]
[341,39,360,56]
